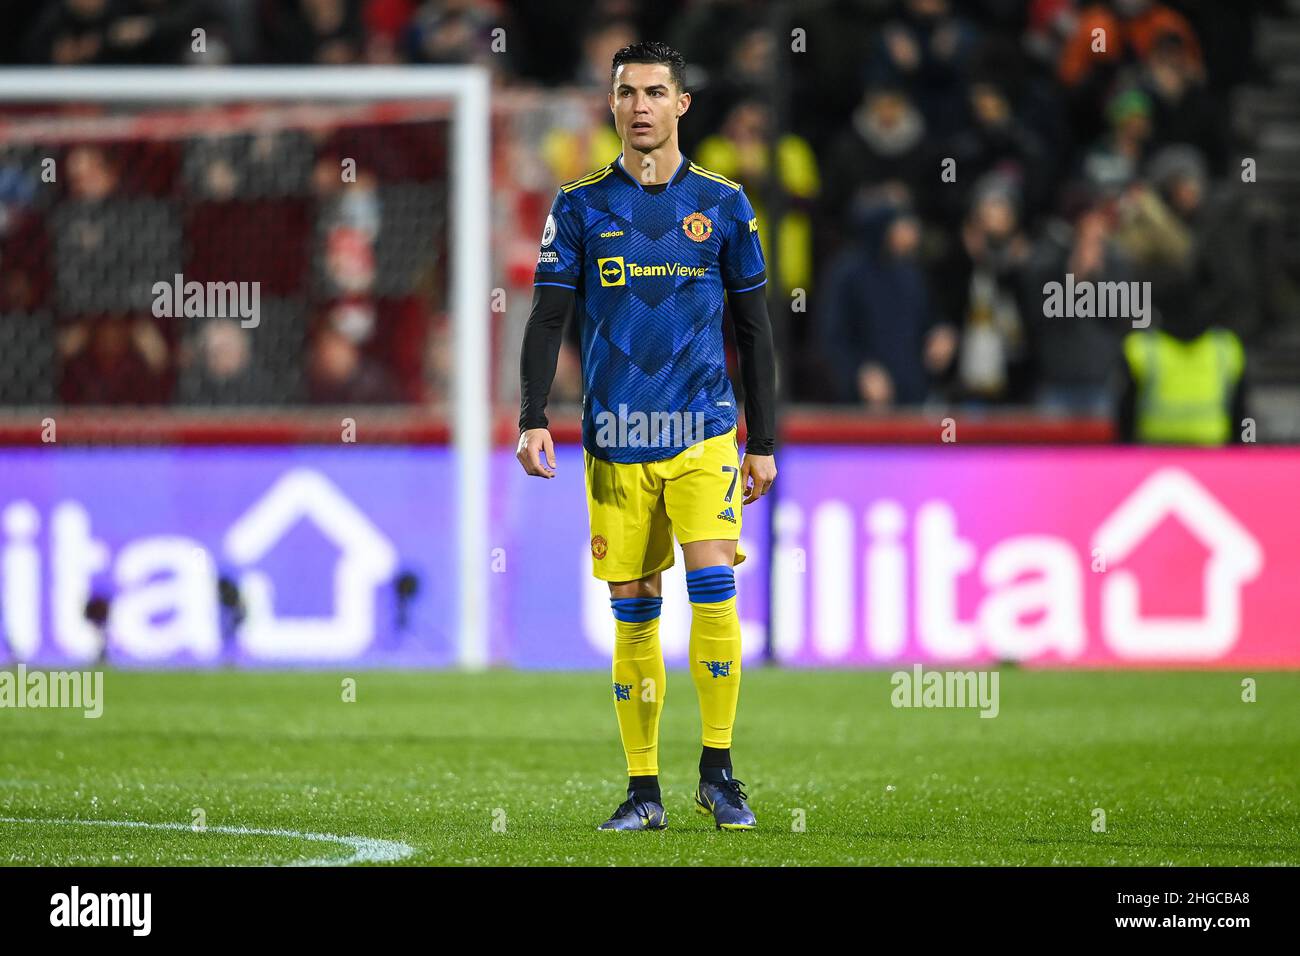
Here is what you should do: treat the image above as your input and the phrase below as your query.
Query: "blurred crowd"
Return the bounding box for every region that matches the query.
[0,0,1289,438]
[0,121,448,406]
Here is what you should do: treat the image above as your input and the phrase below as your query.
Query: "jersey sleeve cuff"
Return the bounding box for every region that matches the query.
[724,270,767,294]
[533,272,578,288]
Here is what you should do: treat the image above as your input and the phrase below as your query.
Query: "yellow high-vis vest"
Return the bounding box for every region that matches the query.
[1122,328,1244,445]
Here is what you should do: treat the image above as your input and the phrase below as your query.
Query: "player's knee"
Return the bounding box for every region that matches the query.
[608,573,661,599]
[682,540,737,571]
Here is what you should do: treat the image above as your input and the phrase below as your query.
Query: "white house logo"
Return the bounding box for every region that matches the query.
[224,469,398,661]
[1092,467,1262,659]
[0,468,398,664]
[752,466,1263,663]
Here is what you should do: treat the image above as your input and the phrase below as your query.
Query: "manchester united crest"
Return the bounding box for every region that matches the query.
[591,535,608,559]
[682,212,713,242]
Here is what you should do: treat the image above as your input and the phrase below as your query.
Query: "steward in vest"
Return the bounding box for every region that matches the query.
[1117,304,1247,445]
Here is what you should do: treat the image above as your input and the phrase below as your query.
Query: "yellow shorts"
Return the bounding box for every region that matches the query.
[584,428,747,581]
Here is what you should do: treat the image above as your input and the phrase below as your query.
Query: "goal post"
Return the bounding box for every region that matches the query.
[0,66,492,669]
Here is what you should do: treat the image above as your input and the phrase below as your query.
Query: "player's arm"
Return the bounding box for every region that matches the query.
[729,285,778,503]
[517,284,574,477]
[722,188,777,504]
[518,189,583,478]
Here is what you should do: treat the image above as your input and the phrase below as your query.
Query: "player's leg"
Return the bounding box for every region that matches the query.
[663,430,756,829]
[585,450,675,831]
[608,570,666,815]
[680,538,742,761]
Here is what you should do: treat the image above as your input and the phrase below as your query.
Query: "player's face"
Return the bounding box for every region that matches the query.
[609,62,689,154]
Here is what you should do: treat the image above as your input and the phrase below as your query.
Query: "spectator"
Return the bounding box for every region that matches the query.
[23,0,119,65]
[54,145,181,316]
[104,0,230,64]
[1116,278,1247,444]
[694,97,819,296]
[938,176,1033,403]
[179,318,287,405]
[405,0,511,77]
[945,76,1051,227]
[1146,144,1260,337]
[536,20,629,182]
[1135,28,1221,168]
[865,0,981,137]
[307,324,396,403]
[61,315,172,404]
[1025,206,1130,415]
[669,0,768,84]
[680,23,778,145]
[1081,87,1152,195]
[1058,0,1204,92]
[0,155,49,313]
[540,120,623,187]
[818,200,954,407]
[1111,178,1192,278]
[1024,0,1078,68]
[572,19,636,89]
[363,0,416,63]
[314,164,381,297]
[260,0,364,64]
[822,85,929,231]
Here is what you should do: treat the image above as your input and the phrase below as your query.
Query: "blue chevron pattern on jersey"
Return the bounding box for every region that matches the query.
[534,153,767,463]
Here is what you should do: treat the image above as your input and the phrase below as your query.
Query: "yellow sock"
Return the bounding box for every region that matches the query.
[610,596,666,777]
[686,566,742,749]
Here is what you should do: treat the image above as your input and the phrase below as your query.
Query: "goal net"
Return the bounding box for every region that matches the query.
[0,68,490,667]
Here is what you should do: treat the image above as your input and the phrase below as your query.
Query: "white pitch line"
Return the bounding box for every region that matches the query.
[0,816,414,866]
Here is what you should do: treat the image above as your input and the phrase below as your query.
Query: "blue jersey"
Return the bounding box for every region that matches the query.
[534,153,767,463]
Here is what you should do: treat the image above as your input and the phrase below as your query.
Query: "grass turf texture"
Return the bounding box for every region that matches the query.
[1,669,1296,866]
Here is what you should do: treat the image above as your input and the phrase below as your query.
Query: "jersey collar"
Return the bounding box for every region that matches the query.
[613,151,689,191]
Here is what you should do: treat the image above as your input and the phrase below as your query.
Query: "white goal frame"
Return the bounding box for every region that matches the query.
[0,67,492,669]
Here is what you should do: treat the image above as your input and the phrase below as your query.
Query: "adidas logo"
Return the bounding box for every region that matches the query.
[716,506,736,523]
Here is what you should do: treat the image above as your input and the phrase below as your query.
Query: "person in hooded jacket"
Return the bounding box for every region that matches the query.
[817,199,956,408]
[1116,272,1248,445]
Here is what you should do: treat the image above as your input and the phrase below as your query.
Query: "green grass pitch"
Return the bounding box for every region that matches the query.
[1,668,1297,866]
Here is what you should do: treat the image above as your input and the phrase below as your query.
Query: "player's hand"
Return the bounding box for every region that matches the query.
[516,427,556,478]
[740,453,776,505]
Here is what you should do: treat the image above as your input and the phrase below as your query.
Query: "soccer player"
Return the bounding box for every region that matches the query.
[516,41,777,832]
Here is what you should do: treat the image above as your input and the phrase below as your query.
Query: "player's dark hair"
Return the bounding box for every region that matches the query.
[610,41,687,93]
